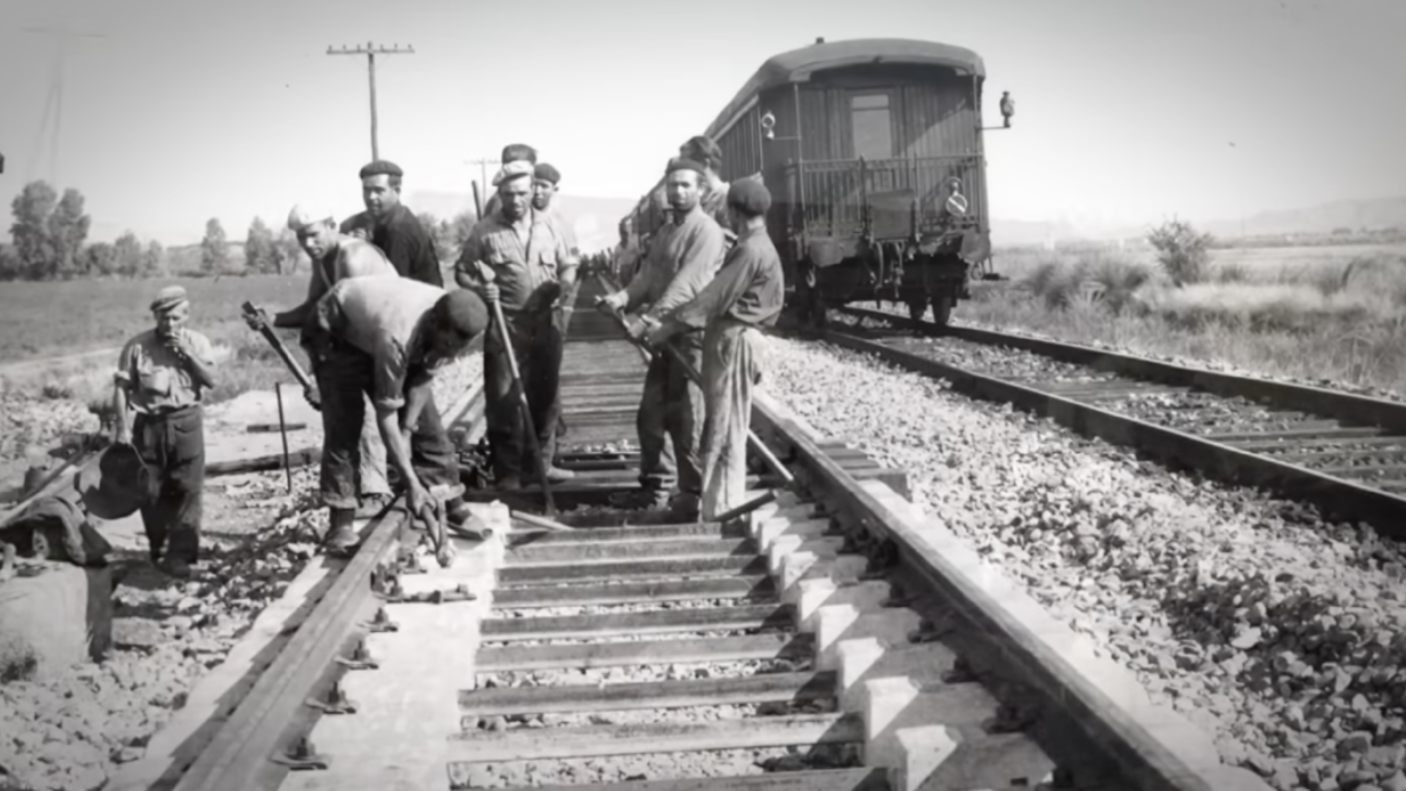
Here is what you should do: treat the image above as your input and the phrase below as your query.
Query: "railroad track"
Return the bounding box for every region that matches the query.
[133,275,1271,791]
[823,304,1406,540]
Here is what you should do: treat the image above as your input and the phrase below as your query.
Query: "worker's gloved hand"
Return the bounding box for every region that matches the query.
[243,307,270,332]
[484,284,500,304]
[643,317,672,348]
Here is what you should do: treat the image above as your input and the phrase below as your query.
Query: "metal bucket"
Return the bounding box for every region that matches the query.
[76,443,156,521]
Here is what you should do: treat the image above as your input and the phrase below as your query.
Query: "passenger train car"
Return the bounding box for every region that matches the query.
[620,37,1013,326]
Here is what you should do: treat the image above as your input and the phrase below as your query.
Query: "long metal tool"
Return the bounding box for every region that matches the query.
[241,302,320,410]
[592,273,794,521]
[476,262,557,516]
[274,383,293,493]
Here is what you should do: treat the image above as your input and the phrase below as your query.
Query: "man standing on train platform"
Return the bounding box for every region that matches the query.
[482,143,539,221]
[261,204,400,514]
[596,158,727,518]
[341,159,444,286]
[456,160,578,490]
[643,179,784,521]
[295,276,493,554]
[111,286,219,578]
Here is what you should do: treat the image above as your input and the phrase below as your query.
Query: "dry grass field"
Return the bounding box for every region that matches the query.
[0,274,314,408]
[953,240,1406,396]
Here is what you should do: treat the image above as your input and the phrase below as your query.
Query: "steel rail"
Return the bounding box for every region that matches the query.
[168,378,486,791]
[749,395,1248,791]
[823,311,1406,539]
[840,305,1406,432]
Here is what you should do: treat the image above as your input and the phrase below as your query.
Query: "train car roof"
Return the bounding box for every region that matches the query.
[703,38,986,140]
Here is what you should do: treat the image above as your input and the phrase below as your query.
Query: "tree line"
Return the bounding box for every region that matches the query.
[2,178,486,281]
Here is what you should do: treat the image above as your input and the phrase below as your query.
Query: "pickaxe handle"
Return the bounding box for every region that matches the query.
[241,301,321,410]
[475,263,558,515]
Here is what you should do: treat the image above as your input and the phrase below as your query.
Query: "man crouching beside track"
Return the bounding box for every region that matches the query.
[112,286,218,577]
[295,277,492,554]
[644,180,784,521]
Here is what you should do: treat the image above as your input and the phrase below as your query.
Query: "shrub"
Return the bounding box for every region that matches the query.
[1147,219,1214,285]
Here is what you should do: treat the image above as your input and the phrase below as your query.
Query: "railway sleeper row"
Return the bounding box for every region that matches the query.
[271,469,1076,791]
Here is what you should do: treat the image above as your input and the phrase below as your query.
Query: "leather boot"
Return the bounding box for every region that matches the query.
[324,507,361,555]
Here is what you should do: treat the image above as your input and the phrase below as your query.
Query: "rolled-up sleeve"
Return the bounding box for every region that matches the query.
[455,227,488,292]
[113,340,138,388]
[188,331,217,367]
[372,336,409,413]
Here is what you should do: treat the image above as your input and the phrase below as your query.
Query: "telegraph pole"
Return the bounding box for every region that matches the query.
[327,41,415,161]
[466,157,500,217]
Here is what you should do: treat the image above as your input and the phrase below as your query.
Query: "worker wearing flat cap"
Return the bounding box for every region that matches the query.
[249,205,401,513]
[639,136,731,241]
[305,277,492,554]
[455,159,577,490]
[111,285,218,577]
[338,160,444,287]
[644,178,783,522]
[596,157,727,518]
[482,143,538,220]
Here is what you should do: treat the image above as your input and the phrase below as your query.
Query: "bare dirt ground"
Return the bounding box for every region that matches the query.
[0,357,479,791]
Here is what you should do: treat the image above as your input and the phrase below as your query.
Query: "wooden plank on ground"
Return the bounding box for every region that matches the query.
[459,671,836,716]
[481,604,794,642]
[476,633,815,672]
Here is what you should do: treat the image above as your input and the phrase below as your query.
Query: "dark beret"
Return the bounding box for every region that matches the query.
[439,289,489,340]
[534,163,561,185]
[666,158,707,177]
[358,159,403,179]
[727,179,772,217]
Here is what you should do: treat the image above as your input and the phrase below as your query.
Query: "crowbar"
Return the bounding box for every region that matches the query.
[591,273,794,523]
[241,301,320,410]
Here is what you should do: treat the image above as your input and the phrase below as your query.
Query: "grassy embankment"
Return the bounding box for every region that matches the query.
[949,240,1406,396]
[0,275,317,410]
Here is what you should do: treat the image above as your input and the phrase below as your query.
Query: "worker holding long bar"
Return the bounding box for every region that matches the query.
[455,160,575,499]
[599,178,788,523]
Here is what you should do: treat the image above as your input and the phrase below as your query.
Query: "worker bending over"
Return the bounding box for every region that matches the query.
[597,158,727,517]
[644,180,784,520]
[112,286,219,577]
[456,160,577,490]
[263,205,400,514]
[293,277,491,553]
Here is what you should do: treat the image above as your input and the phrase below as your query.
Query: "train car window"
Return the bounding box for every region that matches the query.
[850,94,893,161]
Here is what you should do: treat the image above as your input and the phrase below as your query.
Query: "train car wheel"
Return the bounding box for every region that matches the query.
[931,296,954,327]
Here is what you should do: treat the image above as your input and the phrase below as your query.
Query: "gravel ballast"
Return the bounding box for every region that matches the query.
[760,333,1406,791]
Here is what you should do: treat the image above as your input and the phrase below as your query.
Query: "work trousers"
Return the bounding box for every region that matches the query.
[132,406,204,563]
[484,308,562,482]
[700,321,765,521]
[300,326,390,500]
[313,344,458,510]
[638,331,705,495]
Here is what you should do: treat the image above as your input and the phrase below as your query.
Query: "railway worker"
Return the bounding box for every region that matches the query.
[303,276,492,554]
[340,160,444,286]
[262,205,400,514]
[643,179,784,521]
[680,136,732,231]
[596,158,728,517]
[455,160,577,490]
[111,286,219,578]
[482,143,539,220]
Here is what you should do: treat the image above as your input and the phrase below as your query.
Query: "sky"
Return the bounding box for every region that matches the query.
[1,0,1403,247]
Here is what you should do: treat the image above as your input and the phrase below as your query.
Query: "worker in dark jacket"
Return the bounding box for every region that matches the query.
[645,180,784,521]
[340,159,443,286]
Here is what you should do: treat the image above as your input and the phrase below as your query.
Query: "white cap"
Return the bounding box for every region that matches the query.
[287,204,336,232]
[491,160,534,187]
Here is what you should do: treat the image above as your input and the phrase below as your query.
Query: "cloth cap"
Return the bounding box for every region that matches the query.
[287,204,335,232]
[534,163,561,185]
[358,159,403,179]
[666,158,707,178]
[492,159,535,187]
[727,179,772,217]
[150,285,189,314]
[440,289,490,340]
